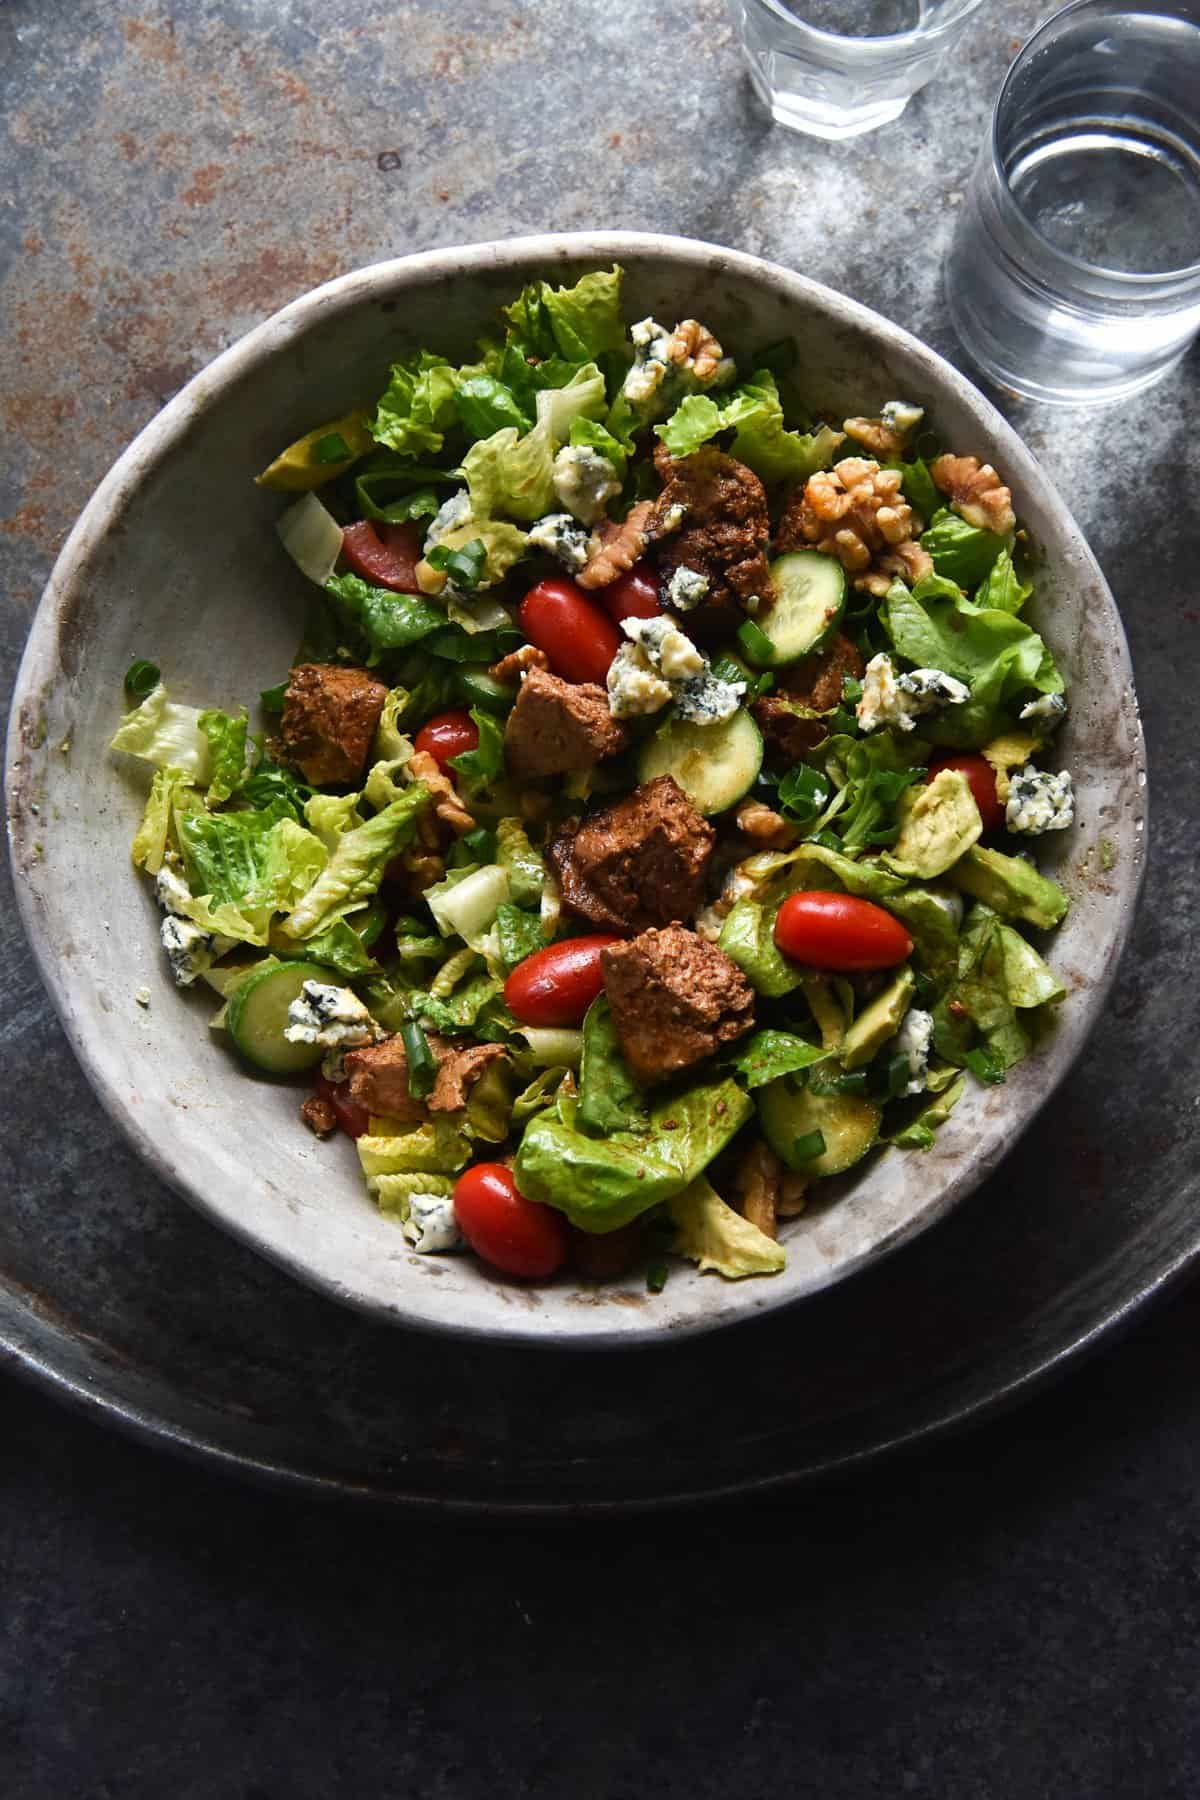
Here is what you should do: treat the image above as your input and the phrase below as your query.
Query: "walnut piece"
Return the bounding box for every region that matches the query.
[777,1172,808,1219]
[734,1138,782,1240]
[299,1094,337,1138]
[777,456,927,594]
[931,453,1015,536]
[734,799,799,850]
[856,537,935,599]
[842,417,907,458]
[664,318,727,383]
[490,643,549,683]
[408,749,475,837]
[578,500,656,589]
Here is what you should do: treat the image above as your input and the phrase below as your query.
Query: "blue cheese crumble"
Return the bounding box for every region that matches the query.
[154,854,192,917]
[552,445,619,526]
[607,643,673,718]
[622,615,705,682]
[1005,766,1075,835]
[1019,692,1068,731]
[403,1193,464,1254]
[284,981,382,1049]
[891,1007,934,1096]
[527,512,592,573]
[666,566,710,611]
[160,916,217,988]
[622,317,674,413]
[423,488,473,553]
[674,670,745,726]
[881,400,925,437]
[857,654,969,733]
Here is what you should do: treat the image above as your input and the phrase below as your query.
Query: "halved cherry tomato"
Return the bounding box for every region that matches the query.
[414,708,479,771]
[340,520,423,592]
[503,934,622,1028]
[315,1074,370,1140]
[599,560,662,625]
[926,752,1004,833]
[453,1163,567,1279]
[518,577,623,684]
[774,891,913,972]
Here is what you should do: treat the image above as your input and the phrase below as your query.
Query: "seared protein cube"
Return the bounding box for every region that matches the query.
[428,1042,509,1114]
[504,667,628,780]
[602,925,754,1084]
[278,662,390,786]
[650,444,775,616]
[753,631,864,759]
[343,1034,440,1123]
[548,775,714,934]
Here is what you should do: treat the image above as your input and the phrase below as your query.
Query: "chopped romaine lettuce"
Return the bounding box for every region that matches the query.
[198,707,249,806]
[370,351,459,457]
[577,997,646,1135]
[281,786,430,939]
[111,683,212,782]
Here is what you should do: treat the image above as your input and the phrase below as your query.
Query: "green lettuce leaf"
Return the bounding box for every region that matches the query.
[975,548,1032,614]
[177,802,329,945]
[890,1074,966,1150]
[512,1067,569,1129]
[503,266,625,364]
[920,507,1009,588]
[325,573,445,653]
[370,351,459,457]
[461,422,556,523]
[198,708,248,806]
[303,792,364,851]
[447,709,505,797]
[453,369,530,440]
[235,757,312,821]
[955,904,1029,1071]
[719,898,804,998]
[730,1028,827,1089]
[281,786,430,939]
[577,997,647,1135]
[534,362,607,444]
[356,1120,471,1176]
[656,394,724,459]
[274,916,380,978]
[495,817,545,908]
[669,1176,786,1278]
[722,372,843,484]
[111,683,212,783]
[413,973,502,1033]
[494,902,544,973]
[130,766,195,873]
[515,1077,753,1233]
[569,416,629,478]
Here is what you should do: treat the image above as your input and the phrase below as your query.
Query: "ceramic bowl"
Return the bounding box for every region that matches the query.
[5,233,1146,1344]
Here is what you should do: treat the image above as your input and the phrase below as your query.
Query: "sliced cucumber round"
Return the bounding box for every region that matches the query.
[636,707,763,816]
[225,960,332,1076]
[757,1077,881,1177]
[738,551,846,669]
[456,666,516,714]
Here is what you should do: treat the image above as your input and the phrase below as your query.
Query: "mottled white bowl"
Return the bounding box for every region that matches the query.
[6,233,1145,1344]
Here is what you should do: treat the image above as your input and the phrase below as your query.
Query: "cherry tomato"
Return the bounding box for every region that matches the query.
[453,1163,568,1280]
[599,560,662,625]
[315,1074,370,1140]
[340,520,423,591]
[518,578,623,684]
[774,891,913,973]
[413,708,479,771]
[926,752,1005,834]
[503,934,622,1028]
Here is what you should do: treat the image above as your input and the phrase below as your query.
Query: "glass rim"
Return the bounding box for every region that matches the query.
[990,0,1200,286]
[748,0,989,50]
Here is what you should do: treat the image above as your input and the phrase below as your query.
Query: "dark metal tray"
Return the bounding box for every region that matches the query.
[2,0,1195,1512]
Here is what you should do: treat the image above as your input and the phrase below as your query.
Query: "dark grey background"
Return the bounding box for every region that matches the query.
[3,1,1199,1791]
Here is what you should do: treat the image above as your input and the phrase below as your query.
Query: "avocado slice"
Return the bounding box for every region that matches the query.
[256,410,376,491]
[884,769,982,880]
[949,845,1069,930]
[840,967,916,1070]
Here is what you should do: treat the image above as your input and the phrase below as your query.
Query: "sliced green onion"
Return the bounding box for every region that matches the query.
[793,1130,827,1163]
[427,537,487,591]
[312,431,353,465]
[646,1260,669,1294]
[735,619,775,668]
[260,681,288,714]
[124,658,160,698]
[400,1018,438,1099]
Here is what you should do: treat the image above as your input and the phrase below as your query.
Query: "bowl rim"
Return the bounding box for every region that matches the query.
[5,230,1147,1348]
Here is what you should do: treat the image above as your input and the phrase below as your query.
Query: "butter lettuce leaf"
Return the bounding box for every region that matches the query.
[577,997,646,1135]
[669,1176,787,1279]
[920,507,1009,588]
[461,422,556,523]
[653,370,841,484]
[325,573,445,653]
[514,1076,753,1232]
[976,548,1032,615]
[503,266,626,364]
[370,351,459,457]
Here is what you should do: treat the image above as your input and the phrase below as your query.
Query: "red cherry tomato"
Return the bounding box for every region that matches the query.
[453,1163,568,1280]
[340,520,424,592]
[315,1074,370,1140]
[774,891,913,973]
[518,578,623,684]
[503,934,622,1028]
[413,708,479,771]
[600,561,662,624]
[926,752,1005,834]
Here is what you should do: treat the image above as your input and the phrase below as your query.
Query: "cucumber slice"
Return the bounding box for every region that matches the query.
[757,1077,881,1177]
[456,666,516,713]
[636,707,763,816]
[225,960,333,1076]
[738,551,846,669]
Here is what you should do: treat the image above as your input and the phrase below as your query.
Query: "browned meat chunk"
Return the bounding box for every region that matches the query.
[602,925,754,1084]
[299,1094,337,1138]
[278,663,389,786]
[650,444,774,615]
[503,668,628,780]
[753,631,864,760]
[343,1035,436,1123]
[548,775,714,934]
[428,1042,508,1114]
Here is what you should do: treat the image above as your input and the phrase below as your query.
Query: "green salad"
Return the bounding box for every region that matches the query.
[112,264,1075,1290]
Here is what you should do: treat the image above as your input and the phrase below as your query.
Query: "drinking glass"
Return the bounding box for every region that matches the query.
[946,0,1200,404]
[731,0,989,141]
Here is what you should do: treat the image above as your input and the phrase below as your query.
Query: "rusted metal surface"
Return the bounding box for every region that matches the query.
[0,0,1196,1508]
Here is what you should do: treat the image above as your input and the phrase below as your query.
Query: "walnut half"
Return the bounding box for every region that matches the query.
[931,453,1015,536]
[778,456,927,594]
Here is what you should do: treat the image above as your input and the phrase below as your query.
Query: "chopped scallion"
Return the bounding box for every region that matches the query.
[793,1130,827,1163]
[124,658,160,699]
[400,1018,438,1099]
